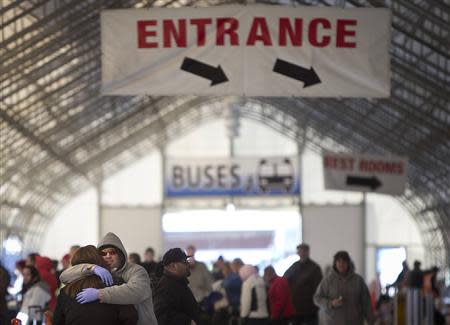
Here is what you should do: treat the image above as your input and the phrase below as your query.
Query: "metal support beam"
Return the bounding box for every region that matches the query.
[0,109,92,183]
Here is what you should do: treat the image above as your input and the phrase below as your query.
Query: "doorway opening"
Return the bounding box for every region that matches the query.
[162,208,300,274]
[376,246,407,289]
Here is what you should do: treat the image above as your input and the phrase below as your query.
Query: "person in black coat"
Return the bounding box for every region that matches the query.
[141,247,159,291]
[284,243,322,325]
[407,260,423,289]
[0,263,10,325]
[53,245,137,325]
[153,248,202,325]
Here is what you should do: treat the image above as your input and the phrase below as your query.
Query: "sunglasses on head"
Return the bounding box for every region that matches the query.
[100,249,118,256]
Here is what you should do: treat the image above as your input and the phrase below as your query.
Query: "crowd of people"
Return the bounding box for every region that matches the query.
[0,235,448,325]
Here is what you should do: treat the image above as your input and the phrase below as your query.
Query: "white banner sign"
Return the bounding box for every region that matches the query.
[323,152,408,195]
[166,156,300,197]
[101,6,390,97]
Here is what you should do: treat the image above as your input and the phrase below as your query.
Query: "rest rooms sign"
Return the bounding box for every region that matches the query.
[101,6,390,97]
[323,152,408,195]
[166,156,300,197]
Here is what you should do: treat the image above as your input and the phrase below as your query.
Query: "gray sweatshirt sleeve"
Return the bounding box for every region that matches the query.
[59,264,95,284]
[313,278,333,314]
[360,277,375,325]
[99,266,151,305]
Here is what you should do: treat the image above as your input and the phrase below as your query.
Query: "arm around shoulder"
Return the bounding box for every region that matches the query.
[100,265,151,305]
[59,263,96,284]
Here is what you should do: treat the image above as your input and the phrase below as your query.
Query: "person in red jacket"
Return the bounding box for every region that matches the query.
[264,266,295,325]
[34,255,58,311]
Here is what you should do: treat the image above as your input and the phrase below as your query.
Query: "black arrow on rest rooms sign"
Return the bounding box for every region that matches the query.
[181,57,228,86]
[273,59,321,88]
[346,175,382,190]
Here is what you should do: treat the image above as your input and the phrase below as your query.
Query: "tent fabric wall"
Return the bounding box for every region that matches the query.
[101,206,163,259]
[302,204,365,277]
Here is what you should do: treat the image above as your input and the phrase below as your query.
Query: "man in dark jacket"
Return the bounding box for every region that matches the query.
[153,248,202,325]
[141,247,159,291]
[141,247,158,275]
[407,260,423,288]
[284,243,322,325]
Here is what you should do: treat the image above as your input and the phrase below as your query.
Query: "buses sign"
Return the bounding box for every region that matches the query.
[166,156,300,197]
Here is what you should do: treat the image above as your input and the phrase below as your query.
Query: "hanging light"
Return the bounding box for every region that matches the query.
[3,235,23,255]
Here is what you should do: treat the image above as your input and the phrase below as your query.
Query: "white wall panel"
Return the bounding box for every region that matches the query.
[41,189,98,260]
[101,206,163,259]
[302,204,364,276]
[102,151,162,206]
[365,194,424,281]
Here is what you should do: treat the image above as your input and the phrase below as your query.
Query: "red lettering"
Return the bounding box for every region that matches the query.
[336,19,357,48]
[279,18,302,46]
[359,160,404,174]
[359,160,367,171]
[217,18,239,46]
[385,163,395,173]
[137,17,358,49]
[324,156,334,168]
[163,19,187,48]
[324,156,355,170]
[309,18,331,47]
[190,18,212,46]
[137,20,158,48]
[247,17,272,46]
[347,158,355,170]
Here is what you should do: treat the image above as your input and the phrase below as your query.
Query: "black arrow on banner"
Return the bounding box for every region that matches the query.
[181,57,228,86]
[346,175,382,190]
[273,59,321,88]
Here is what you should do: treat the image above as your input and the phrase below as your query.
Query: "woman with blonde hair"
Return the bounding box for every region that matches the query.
[53,245,137,325]
[239,264,269,325]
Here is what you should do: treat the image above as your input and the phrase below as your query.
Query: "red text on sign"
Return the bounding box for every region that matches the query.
[359,160,404,174]
[324,156,355,171]
[137,17,357,48]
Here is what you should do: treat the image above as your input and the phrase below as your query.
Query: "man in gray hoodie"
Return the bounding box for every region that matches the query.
[60,232,158,325]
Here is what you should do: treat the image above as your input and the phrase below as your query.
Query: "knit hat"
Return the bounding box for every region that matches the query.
[162,248,192,266]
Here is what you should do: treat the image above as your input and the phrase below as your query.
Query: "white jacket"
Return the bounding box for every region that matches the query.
[18,282,50,322]
[240,274,269,319]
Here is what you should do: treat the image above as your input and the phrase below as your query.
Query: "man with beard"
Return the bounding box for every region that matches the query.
[153,248,202,325]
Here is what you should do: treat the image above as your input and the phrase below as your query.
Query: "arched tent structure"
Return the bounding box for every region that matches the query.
[1,0,449,270]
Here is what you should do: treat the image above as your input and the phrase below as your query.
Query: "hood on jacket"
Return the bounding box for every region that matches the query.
[35,255,54,271]
[332,261,356,279]
[97,232,127,272]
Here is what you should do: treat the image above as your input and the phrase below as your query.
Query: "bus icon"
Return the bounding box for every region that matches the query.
[257,158,294,193]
